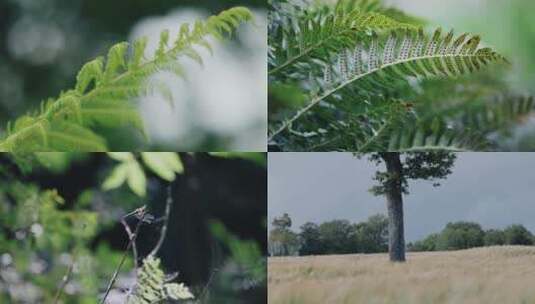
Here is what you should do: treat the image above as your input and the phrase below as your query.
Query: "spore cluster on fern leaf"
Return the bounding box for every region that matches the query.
[0,7,252,152]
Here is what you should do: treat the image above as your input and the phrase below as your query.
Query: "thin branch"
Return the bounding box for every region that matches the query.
[99,207,146,304]
[149,186,173,257]
[121,218,139,268]
[53,261,75,304]
[199,268,219,302]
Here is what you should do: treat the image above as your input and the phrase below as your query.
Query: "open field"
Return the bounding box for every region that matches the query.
[268,246,535,304]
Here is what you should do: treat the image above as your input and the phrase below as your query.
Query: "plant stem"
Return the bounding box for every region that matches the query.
[99,209,145,304]
[121,218,139,268]
[149,186,173,257]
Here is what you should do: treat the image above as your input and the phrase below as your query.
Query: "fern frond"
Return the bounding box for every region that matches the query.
[268,4,416,77]
[128,256,194,304]
[269,28,507,141]
[0,7,252,152]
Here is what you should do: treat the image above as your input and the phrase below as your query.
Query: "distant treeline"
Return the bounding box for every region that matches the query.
[408,222,535,252]
[269,214,535,257]
[269,213,388,256]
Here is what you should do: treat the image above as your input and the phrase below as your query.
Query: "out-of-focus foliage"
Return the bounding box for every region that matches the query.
[269,0,535,152]
[208,220,266,302]
[0,166,130,303]
[103,152,184,196]
[0,152,267,303]
[102,152,265,196]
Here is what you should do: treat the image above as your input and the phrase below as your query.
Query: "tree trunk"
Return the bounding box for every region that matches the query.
[381,152,406,262]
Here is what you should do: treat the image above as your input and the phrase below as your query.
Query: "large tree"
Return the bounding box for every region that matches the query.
[368,152,456,262]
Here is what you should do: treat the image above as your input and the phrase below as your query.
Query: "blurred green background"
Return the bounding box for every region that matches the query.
[0,152,267,303]
[0,0,267,151]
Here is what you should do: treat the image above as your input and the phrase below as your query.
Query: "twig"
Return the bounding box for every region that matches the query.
[199,268,219,302]
[53,261,75,304]
[121,217,139,268]
[99,207,146,304]
[149,186,173,257]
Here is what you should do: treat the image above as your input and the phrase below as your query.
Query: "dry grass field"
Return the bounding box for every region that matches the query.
[268,246,535,304]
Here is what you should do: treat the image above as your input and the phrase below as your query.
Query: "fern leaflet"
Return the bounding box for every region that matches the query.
[127,256,194,304]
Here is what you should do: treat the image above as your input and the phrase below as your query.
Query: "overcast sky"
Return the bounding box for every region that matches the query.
[268,153,535,242]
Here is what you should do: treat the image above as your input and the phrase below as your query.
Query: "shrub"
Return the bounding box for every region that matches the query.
[436,222,484,250]
[504,224,534,245]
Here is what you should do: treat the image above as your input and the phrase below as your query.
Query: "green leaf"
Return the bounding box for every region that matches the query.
[126,161,146,197]
[141,152,184,182]
[269,27,507,142]
[102,163,129,190]
[0,7,252,152]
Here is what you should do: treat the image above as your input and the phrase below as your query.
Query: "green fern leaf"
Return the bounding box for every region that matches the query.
[269,27,507,141]
[268,4,417,77]
[128,256,193,304]
[0,7,252,152]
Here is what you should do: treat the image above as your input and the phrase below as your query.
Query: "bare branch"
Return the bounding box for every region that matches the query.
[121,217,139,268]
[99,206,146,304]
[199,268,220,302]
[149,186,173,257]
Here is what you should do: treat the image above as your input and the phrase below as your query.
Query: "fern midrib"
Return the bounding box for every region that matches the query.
[268,53,493,140]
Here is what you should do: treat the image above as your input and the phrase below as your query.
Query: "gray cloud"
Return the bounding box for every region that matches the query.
[268,153,535,241]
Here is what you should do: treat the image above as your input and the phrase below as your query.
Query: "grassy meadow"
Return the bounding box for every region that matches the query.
[268,246,535,304]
